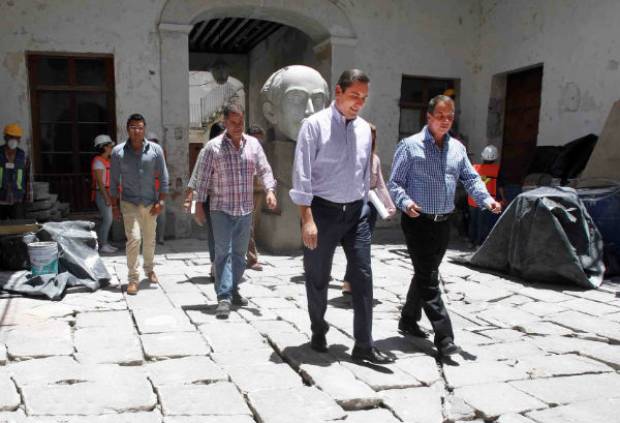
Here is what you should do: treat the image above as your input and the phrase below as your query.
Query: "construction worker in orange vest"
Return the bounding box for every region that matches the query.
[468,145,504,246]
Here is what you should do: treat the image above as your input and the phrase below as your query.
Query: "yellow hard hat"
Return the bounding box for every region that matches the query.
[4,123,23,137]
[443,88,456,97]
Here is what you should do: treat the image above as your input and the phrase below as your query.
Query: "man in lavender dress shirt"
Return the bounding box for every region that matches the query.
[290,69,394,364]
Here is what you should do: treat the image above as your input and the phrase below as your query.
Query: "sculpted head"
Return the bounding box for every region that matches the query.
[261,65,329,141]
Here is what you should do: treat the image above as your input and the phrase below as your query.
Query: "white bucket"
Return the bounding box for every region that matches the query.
[28,241,59,276]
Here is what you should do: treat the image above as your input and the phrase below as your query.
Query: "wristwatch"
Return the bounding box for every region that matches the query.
[158,200,165,207]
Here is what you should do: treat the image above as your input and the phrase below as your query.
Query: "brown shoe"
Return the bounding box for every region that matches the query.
[147,271,159,284]
[127,281,139,295]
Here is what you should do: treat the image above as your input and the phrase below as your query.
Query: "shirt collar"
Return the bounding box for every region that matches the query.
[124,139,149,153]
[330,102,357,126]
[223,132,246,150]
[423,125,450,147]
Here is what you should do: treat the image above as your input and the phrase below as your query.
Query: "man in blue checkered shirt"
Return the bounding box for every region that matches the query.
[388,94,502,356]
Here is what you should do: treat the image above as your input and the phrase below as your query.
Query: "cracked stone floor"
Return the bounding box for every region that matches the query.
[1,232,619,423]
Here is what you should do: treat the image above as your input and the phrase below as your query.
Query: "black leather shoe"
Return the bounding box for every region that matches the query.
[398,319,429,338]
[351,346,396,364]
[232,292,249,306]
[436,338,459,356]
[310,333,328,353]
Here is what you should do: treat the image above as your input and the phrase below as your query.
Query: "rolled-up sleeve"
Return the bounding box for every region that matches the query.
[109,148,120,198]
[289,120,317,206]
[156,146,170,194]
[388,141,414,212]
[459,155,493,208]
[256,143,276,192]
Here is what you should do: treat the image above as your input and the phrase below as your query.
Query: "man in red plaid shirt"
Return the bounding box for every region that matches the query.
[188,103,277,318]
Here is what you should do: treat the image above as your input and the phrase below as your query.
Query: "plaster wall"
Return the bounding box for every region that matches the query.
[470,0,620,156]
[0,0,167,144]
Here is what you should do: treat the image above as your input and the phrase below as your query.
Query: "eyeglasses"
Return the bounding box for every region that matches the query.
[128,126,145,131]
[431,113,455,122]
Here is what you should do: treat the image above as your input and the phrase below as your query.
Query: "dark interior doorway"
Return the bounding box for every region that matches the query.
[500,65,543,185]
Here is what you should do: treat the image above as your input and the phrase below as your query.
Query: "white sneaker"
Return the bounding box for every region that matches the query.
[100,244,118,254]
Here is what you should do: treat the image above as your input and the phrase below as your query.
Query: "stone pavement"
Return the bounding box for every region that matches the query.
[1,235,620,423]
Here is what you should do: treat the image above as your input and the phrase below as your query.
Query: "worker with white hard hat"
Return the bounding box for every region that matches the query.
[91,134,117,253]
[0,123,31,220]
[468,144,504,246]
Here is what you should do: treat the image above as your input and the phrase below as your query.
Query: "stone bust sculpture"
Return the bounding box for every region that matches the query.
[261,65,329,141]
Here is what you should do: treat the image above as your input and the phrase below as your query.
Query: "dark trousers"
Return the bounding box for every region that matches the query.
[304,197,373,348]
[400,213,454,344]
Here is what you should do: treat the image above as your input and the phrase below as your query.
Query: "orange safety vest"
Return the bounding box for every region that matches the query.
[91,155,110,202]
[468,163,499,207]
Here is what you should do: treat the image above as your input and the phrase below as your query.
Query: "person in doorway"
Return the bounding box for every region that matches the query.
[110,114,169,295]
[184,121,225,279]
[0,123,31,220]
[341,123,396,295]
[246,124,266,271]
[188,103,277,319]
[148,132,167,245]
[468,144,504,246]
[388,95,502,356]
[290,69,394,364]
[91,134,117,253]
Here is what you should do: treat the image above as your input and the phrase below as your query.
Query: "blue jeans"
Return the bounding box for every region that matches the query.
[95,191,113,245]
[210,211,252,301]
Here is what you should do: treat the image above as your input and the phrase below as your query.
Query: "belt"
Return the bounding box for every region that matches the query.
[419,212,452,222]
[312,196,362,211]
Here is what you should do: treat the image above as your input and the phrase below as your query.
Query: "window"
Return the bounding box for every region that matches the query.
[28,53,116,211]
[398,76,457,140]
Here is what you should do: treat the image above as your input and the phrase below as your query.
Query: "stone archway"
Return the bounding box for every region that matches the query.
[158,0,357,237]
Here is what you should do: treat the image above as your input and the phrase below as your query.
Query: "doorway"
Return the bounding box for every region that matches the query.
[500,65,543,185]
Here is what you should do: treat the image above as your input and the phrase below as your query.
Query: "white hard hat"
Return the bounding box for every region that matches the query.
[93,134,113,148]
[147,132,159,141]
[481,145,499,161]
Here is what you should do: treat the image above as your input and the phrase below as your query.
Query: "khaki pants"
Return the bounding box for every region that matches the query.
[120,201,157,283]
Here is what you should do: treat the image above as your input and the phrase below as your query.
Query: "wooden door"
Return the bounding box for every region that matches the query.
[500,66,543,185]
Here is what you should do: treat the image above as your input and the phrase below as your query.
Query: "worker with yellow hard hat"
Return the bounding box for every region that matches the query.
[1,123,31,220]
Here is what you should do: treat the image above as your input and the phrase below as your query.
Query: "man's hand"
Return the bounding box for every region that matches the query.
[301,220,318,250]
[265,191,277,210]
[150,203,163,216]
[194,202,206,226]
[488,200,502,214]
[405,201,422,218]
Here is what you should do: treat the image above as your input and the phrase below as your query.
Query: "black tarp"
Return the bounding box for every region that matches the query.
[453,187,605,289]
[0,220,110,300]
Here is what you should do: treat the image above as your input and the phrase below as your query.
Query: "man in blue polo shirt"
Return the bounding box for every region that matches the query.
[389,95,501,356]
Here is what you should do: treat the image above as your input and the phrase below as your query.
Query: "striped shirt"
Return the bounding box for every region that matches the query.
[188,132,276,216]
[388,126,492,214]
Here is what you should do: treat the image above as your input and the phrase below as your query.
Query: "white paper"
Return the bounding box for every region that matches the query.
[368,190,390,219]
[190,200,196,214]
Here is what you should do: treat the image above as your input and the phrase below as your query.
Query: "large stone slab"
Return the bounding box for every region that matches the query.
[0,372,20,411]
[75,310,134,328]
[444,361,529,387]
[343,409,402,423]
[132,307,195,334]
[394,355,441,386]
[16,412,164,423]
[455,383,546,418]
[511,373,620,405]
[226,363,302,393]
[452,341,544,363]
[549,310,620,342]
[4,321,73,359]
[341,360,421,390]
[199,322,266,352]
[211,348,282,366]
[141,332,211,359]
[300,363,381,410]
[0,344,6,365]
[476,305,539,328]
[22,379,156,415]
[248,386,346,423]
[158,382,251,416]
[559,298,620,317]
[515,353,613,378]
[496,414,538,423]
[528,336,620,369]
[75,327,143,365]
[164,417,256,423]
[527,397,620,423]
[147,356,228,386]
[381,387,443,423]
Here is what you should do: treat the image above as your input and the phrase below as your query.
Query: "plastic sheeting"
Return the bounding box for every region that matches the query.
[454,187,605,289]
[0,220,110,300]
